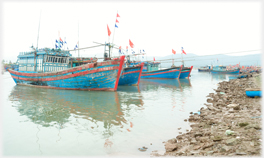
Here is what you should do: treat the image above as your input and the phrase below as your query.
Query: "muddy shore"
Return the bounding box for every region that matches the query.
[152,72,262,156]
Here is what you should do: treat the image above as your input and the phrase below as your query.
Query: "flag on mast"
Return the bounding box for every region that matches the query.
[181,47,186,55]
[107,24,111,36]
[172,49,176,54]
[117,13,120,17]
[129,39,134,48]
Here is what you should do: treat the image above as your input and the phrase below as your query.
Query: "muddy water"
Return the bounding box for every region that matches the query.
[1,70,236,156]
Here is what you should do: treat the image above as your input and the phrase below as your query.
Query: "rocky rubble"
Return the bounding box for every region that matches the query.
[153,72,262,156]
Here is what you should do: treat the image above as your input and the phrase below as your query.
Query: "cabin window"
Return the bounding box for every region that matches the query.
[46,55,69,64]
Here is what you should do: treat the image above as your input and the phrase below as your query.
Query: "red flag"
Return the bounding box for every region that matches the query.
[129,39,134,48]
[182,47,186,55]
[119,46,121,49]
[172,49,176,54]
[153,57,155,61]
[60,37,63,42]
[117,13,120,17]
[107,24,111,36]
[116,19,119,23]
[126,46,128,49]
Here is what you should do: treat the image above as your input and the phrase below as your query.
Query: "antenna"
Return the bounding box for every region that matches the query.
[36,10,42,50]
[78,21,80,57]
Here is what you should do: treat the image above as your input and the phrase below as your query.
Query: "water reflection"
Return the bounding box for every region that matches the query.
[211,74,227,81]
[139,79,192,91]
[117,86,144,107]
[179,79,192,88]
[8,85,144,137]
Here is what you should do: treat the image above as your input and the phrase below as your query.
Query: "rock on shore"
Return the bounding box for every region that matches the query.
[153,72,262,156]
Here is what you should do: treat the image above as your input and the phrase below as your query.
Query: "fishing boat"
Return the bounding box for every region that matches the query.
[141,62,182,79]
[8,47,125,91]
[211,65,240,74]
[245,88,261,98]
[118,63,144,86]
[198,65,211,72]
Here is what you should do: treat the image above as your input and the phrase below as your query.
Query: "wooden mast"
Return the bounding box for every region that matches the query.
[35,10,42,72]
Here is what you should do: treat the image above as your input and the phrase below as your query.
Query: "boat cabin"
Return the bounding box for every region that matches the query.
[212,65,226,71]
[18,48,71,72]
[17,48,97,72]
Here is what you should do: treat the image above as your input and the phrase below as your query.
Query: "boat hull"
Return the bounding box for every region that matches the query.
[211,69,240,74]
[118,63,144,86]
[245,88,261,97]
[179,66,193,79]
[8,56,125,91]
[198,69,210,72]
[141,68,181,79]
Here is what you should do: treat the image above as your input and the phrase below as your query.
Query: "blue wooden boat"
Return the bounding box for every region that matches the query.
[118,63,144,86]
[211,66,240,74]
[139,61,182,79]
[245,88,261,97]
[8,47,125,91]
[140,62,182,79]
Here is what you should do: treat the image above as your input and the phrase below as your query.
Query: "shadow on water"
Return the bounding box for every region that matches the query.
[8,85,144,137]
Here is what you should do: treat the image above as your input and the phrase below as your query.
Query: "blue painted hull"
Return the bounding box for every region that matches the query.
[179,71,190,78]
[118,65,143,86]
[173,66,193,79]
[8,57,125,91]
[211,69,240,74]
[246,90,261,97]
[141,68,181,79]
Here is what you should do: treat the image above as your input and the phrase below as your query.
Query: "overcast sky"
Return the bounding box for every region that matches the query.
[1,1,262,62]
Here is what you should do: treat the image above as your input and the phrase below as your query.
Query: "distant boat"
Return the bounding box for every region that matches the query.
[211,65,240,74]
[198,65,212,72]
[8,47,125,91]
[118,63,144,86]
[141,62,182,79]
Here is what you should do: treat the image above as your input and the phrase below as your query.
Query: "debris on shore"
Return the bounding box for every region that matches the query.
[152,72,262,156]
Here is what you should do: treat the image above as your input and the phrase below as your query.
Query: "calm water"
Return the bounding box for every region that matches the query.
[1,70,236,156]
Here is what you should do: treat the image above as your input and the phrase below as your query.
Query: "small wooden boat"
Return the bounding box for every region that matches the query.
[245,88,261,97]
[118,63,144,86]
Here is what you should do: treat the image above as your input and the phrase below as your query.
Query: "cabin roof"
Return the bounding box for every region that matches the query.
[18,48,72,58]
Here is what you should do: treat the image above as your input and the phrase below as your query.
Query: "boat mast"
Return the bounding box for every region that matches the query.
[111,10,118,57]
[35,10,42,72]
[36,10,42,50]
[78,21,80,57]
